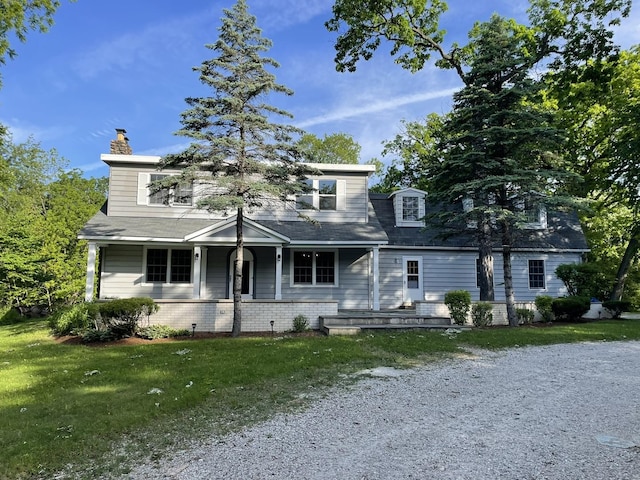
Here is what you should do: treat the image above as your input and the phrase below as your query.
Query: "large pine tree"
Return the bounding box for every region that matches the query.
[160,0,313,336]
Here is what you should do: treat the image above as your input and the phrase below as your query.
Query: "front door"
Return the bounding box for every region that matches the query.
[402,256,423,305]
[229,249,254,299]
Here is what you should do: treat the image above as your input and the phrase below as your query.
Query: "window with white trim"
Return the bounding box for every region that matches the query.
[296,179,344,211]
[402,196,420,221]
[138,173,193,207]
[292,251,336,285]
[145,248,192,283]
[528,259,545,289]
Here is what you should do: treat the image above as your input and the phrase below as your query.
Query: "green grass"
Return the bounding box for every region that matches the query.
[2,318,640,479]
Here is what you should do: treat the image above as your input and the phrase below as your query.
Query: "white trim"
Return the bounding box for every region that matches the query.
[289,249,340,287]
[290,241,387,247]
[228,249,255,299]
[402,256,423,304]
[85,242,97,302]
[304,162,376,174]
[372,247,380,311]
[101,154,161,165]
[275,246,283,300]
[528,258,547,290]
[193,246,202,299]
[185,217,290,243]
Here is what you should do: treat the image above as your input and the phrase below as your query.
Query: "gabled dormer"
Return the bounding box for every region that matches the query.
[389,188,427,227]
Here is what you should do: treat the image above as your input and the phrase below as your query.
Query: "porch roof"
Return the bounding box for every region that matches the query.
[79,208,388,246]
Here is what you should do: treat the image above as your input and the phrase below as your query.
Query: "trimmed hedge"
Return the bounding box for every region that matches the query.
[444,290,471,325]
[551,296,591,322]
[602,300,631,319]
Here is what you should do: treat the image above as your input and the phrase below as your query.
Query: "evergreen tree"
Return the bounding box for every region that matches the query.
[430,16,576,325]
[160,0,313,337]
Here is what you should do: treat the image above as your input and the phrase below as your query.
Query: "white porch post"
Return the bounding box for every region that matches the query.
[193,246,202,299]
[275,246,283,300]
[372,246,380,311]
[85,242,97,302]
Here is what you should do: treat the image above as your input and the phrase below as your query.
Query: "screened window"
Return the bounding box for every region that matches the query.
[318,180,337,210]
[293,251,336,285]
[528,259,545,289]
[296,179,314,210]
[402,196,420,221]
[146,248,192,283]
[173,181,193,206]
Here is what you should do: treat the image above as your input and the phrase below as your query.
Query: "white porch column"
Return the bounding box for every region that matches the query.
[193,246,202,299]
[372,246,380,311]
[85,242,97,302]
[275,246,283,300]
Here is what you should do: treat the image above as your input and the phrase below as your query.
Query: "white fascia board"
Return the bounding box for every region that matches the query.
[185,217,291,243]
[380,245,589,253]
[101,154,161,165]
[387,187,428,199]
[304,162,376,174]
[78,235,184,243]
[290,241,388,247]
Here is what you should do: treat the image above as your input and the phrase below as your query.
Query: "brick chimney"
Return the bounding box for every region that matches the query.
[110,128,132,154]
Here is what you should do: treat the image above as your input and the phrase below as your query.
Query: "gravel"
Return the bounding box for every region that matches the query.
[124,341,640,480]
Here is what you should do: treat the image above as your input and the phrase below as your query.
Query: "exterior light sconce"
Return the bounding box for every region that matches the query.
[194,252,199,260]
[277,254,281,261]
[191,323,197,336]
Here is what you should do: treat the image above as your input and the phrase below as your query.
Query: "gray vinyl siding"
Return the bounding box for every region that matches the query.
[378,248,581,308]
[204,247,228,298]
[280,248,370,309]
[107,165,370,223]
[99,244,192,299]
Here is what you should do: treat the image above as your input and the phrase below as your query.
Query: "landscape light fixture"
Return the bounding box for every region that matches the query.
[270,320,275,336]
[191,323,197,336]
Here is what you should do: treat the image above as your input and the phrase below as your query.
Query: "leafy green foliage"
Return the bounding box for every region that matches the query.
[137,325,190,340]
[535,295,555,323]
[471,302,493,327]
[90,298,159,339]
[0,133,107,311]
[602,300,631,319]
[444,290,471,325]
[555,262,611,300]
[516,308,535,325]
[292,314,309,333]
[298,132,361,164]
[48,303,92,335]
[551,296,591,322]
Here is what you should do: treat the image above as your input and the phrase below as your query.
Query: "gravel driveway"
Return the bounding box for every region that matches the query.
[127,341,640,480]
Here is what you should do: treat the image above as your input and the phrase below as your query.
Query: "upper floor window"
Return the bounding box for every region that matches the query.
[296,179,344,211]
[146,248,192,284]
[292,251,337,286]
[138,173,193,207]
[402,196,420,221]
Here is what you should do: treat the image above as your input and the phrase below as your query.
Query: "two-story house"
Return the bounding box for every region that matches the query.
[79,131,589,332]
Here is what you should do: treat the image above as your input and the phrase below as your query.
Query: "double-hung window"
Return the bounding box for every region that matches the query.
[145,248,192,284]
[149,174,170,205]
[528,259,545,289]
[292,251,336,286]
[296,179,340,211]
[140,173,193,207]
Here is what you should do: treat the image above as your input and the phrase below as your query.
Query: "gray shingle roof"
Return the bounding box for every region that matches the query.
[369,193,589,251]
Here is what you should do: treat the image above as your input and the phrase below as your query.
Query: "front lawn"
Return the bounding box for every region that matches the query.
[2,318,639,478]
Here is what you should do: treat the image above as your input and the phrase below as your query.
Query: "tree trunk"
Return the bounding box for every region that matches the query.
[478,218,495,301]
[232,207,244,337]
[611,224,640,301]
[502,222,518,327]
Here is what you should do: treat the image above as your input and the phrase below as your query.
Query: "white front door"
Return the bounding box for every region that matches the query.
[402,256,423,305]
[229,249,254,299]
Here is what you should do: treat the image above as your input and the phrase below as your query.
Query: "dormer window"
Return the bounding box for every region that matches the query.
[296,178,345,211]
[516,198,547,229]
[390,188,427,227]
[402,197,420,221]
[138,173,193,207]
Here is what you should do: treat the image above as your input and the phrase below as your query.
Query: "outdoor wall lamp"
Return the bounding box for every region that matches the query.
[191,323,197,336]
[194,252,199,260]
[277,253,281,261]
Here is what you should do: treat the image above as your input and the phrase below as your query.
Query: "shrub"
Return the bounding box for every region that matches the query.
[48,303,92,335]
[82,328,116,343]
[137,324,189,339]
[0,307,24,325]
[444,290,471,325]
[90,297,158,340]
[471,302,493,327]
[602,300,631,319]
[516,308,535,325]
[555,263,611,300]
[551,296,591,322]
[292,314,309,333]
[534,295,554,323]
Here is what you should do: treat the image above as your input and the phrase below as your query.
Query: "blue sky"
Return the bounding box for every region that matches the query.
[1,0,639,179]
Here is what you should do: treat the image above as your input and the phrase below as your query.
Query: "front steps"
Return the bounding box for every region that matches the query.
[320,310,465,335]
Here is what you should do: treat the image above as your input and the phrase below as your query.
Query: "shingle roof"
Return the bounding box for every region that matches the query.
[369,193,589,251]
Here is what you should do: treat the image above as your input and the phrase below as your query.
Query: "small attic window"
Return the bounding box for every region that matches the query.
[402,196,420,221]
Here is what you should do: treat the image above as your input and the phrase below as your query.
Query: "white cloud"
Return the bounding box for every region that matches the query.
[296,88,458,128]
[2,119,71,144]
